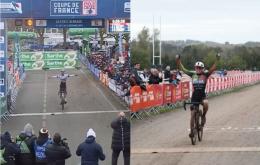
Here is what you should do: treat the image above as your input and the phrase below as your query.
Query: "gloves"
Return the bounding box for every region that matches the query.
[216,53,221,60]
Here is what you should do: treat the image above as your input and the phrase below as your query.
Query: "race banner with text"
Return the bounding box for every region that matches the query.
[20,51,79,70]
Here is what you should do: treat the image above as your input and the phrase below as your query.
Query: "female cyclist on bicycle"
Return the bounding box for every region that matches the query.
[176,54,220,137]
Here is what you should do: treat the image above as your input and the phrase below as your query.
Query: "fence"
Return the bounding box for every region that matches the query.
[79,53,260,118]
[79,54,129,104]
[1,66,26,122]
[130,72,260,119]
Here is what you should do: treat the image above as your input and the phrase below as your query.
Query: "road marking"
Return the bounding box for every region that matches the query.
[9,110,129,117]
[132,147,260,154]
[187,126,260,132]
[42,72,47,127]
[80,69,117,110]
[243,127,255,130]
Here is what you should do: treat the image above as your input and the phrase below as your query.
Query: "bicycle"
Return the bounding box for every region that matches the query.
[183,101,204,145]
[59,90,66,111]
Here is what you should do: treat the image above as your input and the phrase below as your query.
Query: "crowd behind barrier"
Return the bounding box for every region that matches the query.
[130,71,260,119]
[1,65,26,122]
[79,54,130,104]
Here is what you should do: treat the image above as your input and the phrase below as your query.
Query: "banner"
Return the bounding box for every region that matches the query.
[0,20,7,97]
[20,51,78,70]
[1,0,130,21]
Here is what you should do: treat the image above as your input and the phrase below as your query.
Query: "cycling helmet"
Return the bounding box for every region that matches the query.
[60,68,65,72]
[194,61,204,68]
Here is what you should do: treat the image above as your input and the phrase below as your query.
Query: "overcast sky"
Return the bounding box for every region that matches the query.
[131,0,260,44]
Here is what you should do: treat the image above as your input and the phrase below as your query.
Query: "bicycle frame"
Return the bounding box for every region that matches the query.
[183,101,204,145]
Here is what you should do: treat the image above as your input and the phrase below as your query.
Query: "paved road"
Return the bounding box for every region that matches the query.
[131,84,260,165]
[1,67,128,165]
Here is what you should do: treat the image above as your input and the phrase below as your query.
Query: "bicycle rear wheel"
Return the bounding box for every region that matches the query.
[61,97,65,110]
[191,129,197,145]
[197,110,203,141]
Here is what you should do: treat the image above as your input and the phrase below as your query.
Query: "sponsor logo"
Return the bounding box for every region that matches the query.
[35,20,47,27]
[0,78,4,86]
[0,64,4,72]
[0,2,22,14]
[124,2,130,13]
[0,36,4,43]
[82,0,97,16]
[0,51,4,58]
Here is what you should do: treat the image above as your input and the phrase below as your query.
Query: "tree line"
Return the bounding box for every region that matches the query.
[131,27,260,71]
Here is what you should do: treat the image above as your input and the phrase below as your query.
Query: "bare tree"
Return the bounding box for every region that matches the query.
[123,33,130,51]
[99,28,106,47]
[63,28,68,47]
[35,28,45,45]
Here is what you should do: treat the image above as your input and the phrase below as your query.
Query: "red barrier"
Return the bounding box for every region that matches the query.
[146,85,163,107]
[130,72,260,112]
[130,86,142,112]
[172,83,182,103]
[163,84,173,104]
[181,81,190,100]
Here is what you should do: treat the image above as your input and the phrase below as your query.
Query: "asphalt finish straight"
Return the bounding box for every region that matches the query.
[131,84,260,165]
[1,67,128,165]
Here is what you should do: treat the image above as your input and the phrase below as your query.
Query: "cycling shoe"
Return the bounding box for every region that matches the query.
[201,116,206,127]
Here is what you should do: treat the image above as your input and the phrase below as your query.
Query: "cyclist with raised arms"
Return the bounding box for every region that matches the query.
[176,53,220,138]
[49,69,77,104]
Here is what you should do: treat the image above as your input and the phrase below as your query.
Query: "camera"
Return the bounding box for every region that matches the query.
[61,138,68,147]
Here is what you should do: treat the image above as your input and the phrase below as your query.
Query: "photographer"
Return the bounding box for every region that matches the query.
[45,133,71,165]
[111,112,130,165]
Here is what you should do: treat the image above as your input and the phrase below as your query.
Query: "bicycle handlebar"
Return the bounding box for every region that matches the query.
[183,101,203,111]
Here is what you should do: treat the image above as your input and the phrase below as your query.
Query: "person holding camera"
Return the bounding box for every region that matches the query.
[111,112,130,165]
[45,133,71,165]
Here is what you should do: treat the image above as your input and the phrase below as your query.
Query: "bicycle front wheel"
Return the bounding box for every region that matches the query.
[197,110,203,141]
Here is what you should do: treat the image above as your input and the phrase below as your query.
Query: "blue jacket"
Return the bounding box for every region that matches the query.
[76,136,105,165]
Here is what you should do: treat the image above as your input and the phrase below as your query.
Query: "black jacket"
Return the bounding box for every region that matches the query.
[45,142,71,165]
[0,132,21,165]
[164,70,171,80]
[111,117,130,150]
[132,68,143,85]
[149,74,162,84]
[76,136,105,165]
[15,132,37,165]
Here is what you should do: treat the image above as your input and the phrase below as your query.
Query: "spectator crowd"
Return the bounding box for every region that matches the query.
[0,112,130,165]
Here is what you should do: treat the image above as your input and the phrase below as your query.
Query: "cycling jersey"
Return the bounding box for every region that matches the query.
[57,74,70,83]
[179,62,216,103]
[190,72,210,102]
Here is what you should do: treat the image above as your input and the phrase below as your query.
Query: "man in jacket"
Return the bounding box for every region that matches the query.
[111,112,130,165]
[0,131,21,165]
[45,133,71,165]
[76,128,105,165]
[15,123,37,165]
